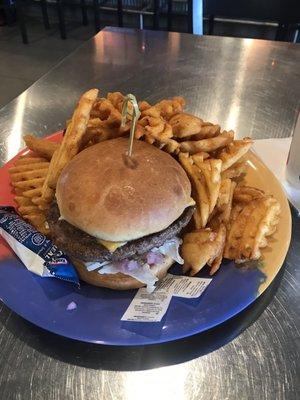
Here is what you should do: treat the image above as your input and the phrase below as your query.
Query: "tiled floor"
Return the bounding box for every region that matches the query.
[0,17,96,109]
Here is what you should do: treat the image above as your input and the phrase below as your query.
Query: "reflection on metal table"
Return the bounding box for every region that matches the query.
[0,27,299,400]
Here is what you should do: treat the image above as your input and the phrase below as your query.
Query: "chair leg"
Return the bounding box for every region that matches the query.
[139,14,143,30]
[117,0,123,28]
[40,0,50,30]
[187,0,193,33]
[15,0,28,44]
[80,0,88,26]
[93,0,100,33]
[5,5,15,25]
[167,0,172,31]
[208,14,214,35]
[56,0,66,39]
[153,0,159,30]
[275,22,288,41]
[293,26,300,43]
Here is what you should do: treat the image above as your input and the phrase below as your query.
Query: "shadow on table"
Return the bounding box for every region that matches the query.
[2,264,285,371]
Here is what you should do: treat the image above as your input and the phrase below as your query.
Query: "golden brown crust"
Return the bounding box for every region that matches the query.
[72,256,174,290]
[56,138,192,241]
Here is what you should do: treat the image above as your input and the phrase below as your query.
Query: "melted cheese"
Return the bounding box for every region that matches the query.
[98,239,127,252]
[188,197,196,206]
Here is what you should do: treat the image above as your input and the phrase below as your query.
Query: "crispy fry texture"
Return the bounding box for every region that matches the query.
[179,153,221,229]
[23,135,59,160]
[9,155,51,235]
[180,130,234,154]
[217,138,253,171]
[41,88,98,204]
[182,224,226,276]
[224,194,281,262]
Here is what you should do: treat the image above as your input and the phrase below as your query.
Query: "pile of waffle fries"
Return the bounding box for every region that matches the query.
[9,89,281,275]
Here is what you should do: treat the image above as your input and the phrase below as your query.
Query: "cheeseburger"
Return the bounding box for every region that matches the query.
[48,137,195,291]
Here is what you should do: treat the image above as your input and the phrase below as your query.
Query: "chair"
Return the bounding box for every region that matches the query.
[93,0,160,33]
[164,0,203,34]
[92,1,202,34]
[1,0,28,43]
[1,0,53,44]
[203,0,300,41]
[54,0,89,39]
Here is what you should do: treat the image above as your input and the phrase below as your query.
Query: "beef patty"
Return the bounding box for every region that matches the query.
[48,203,194,263]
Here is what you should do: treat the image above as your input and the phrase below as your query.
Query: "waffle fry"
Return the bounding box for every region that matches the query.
[180,130,234,154]
[179,153,209,229]
[221,160,247,180]
[182,223,226,276]
[190,122,221,140]
[14,196,33,207]
[84,123,127,146]
[84,94,136,146]
[207,224,226,275]
[14,156,47,166]
[182,228,217,275]
[233,185,265,203]
[9,161,49,174]
[146,121,173,142]
[137,115,174,148]
[192,151,210,160]
[107,92,124,112]
[23,135,59,160]
[9,155,51,235]
[192,158,222,214]
[12,177,45,191]
[160,138,180,154]
[18,205,41,215]
[9,168,48,183]
[153,97,185,120]
[23,213,49,235]
[94,99,122,126]
[216,179,232,211]
[209,179,236,229]
[138,100,151,112]
[217,138,252,171]
[42,89,98,202]
[169,113,203,138]
[224,195,281,262]
[22,187,42,199]
[221,180,236,223]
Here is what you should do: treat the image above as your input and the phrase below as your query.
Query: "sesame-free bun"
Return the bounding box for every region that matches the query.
[72,256,174,290]
[56,138,192,241]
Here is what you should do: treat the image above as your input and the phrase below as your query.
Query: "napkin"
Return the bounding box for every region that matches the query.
[252,137,300,214]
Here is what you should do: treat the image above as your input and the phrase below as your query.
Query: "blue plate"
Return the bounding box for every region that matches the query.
[0,257,266,345]
[0,145,291,345]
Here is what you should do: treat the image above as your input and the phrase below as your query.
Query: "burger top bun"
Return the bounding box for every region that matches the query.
[56,137,192,242]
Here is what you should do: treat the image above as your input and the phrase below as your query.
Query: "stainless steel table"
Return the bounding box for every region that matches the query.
[0,27,299,400]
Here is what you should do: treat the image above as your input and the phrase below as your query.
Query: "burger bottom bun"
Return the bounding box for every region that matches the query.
[71,256,174,290]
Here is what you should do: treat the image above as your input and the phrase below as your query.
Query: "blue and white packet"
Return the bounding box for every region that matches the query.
[0,206,79,286]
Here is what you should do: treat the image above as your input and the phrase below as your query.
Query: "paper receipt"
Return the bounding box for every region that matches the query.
[157,274,212,298]
[121,288,172,322]
[121,274,212,322]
